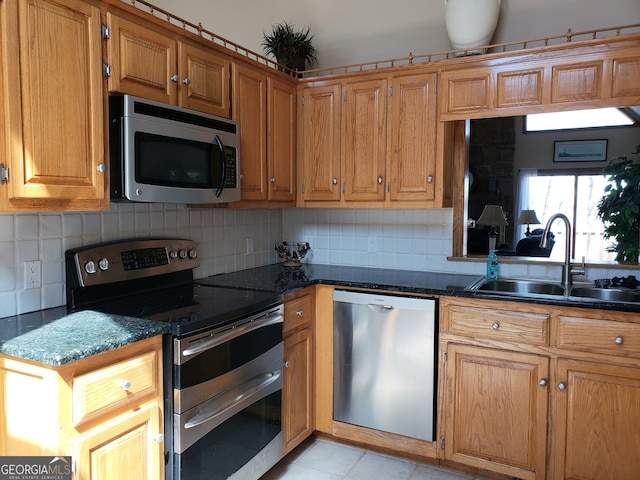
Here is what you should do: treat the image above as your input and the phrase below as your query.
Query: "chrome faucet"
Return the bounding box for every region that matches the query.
[539,213,586,293]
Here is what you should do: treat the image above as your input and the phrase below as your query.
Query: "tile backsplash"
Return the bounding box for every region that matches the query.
[0,204,282,318]
[0,205,636,318]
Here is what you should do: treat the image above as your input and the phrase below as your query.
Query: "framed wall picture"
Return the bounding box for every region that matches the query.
[553,139,608,162]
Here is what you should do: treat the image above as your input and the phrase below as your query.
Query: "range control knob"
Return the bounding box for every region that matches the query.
[98,258,109,271]
[179,249,188,259]
[188,249,197,259]
[169,250,178,259]
[84,260,96,274]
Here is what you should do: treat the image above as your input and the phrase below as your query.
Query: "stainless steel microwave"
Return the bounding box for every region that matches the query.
[109,95,241,204]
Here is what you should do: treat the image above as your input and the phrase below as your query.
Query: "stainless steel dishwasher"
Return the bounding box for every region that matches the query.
[333,290,437,441]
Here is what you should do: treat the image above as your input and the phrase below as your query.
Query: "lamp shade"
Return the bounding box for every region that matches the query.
[477,205,508,227]
[516,209,541,226]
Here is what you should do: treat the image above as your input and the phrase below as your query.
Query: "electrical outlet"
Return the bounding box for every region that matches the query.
[24,260,41,289]
[246,238,254,255]
[367,236,377,253]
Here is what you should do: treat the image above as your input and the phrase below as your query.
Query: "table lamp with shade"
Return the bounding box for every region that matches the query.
[477,205,509,252]
[516,209,541,236]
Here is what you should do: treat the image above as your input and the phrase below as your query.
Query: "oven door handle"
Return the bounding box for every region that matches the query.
[184,369,281,429]
[181,311,284,360]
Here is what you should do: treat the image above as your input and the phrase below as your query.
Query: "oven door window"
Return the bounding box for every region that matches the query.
[175,322,282,390]
[176,390,281,480]
[135,132,222,189]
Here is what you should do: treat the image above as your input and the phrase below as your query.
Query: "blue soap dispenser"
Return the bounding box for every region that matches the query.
[487,250,499,280]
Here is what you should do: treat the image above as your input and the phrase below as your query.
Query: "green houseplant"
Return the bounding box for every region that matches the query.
[262,22,317,73]
[597,144,640,263]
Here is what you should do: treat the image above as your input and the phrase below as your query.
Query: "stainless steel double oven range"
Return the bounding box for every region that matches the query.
[66,238,284,480]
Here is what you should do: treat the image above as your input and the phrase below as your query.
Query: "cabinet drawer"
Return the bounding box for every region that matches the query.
[557,316,640,358]
[448,305,549,345]
[72,350,159,426]
[284,294,313,334]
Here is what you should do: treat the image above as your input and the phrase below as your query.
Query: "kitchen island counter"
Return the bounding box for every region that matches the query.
[0,306,169,366]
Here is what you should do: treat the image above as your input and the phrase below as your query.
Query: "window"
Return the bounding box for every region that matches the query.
[518,171,615,261]
[525,108,635,132]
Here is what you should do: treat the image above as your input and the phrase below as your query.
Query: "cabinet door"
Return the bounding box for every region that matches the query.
[179,42,230,117]
[232,63,267,200]
[106,13,177,105]
[267,77,296,202]
[553,359,640,480]
[444,344,548,480]
[2,0,105,210]
[74,402,164,480]
[388,73,437,202]
[300,84,342,201]
[283,328,313,455]
[343,78,387,202]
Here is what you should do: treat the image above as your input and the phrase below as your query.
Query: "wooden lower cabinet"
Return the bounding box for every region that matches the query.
[283,328,313,455]
[0,336,164,479]
[552,359,640,480]
[441,296,640,480]
[74,402,162,480]
[444,344,549,480]
[282,288,315,455]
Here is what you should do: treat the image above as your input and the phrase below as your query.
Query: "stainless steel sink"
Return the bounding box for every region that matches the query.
[467,278,565,296]
[466,278,640,304]
[568,287,640,303]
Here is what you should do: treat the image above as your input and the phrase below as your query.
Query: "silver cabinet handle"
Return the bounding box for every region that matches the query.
[427,175,433,182]
[332,178,338,185]
[558,382,567,390]
[296,310,303,316]
[270,178,277,183]
[377,177,383,184]
[182,77,191,85]
[284,361,290,368]
[154,434,164,444]
[170,74,179,82]
[539,379,547,387]
[97,163,106,173]
[119,380,131,391]
[615,336,624,345]
[492,322,500,330]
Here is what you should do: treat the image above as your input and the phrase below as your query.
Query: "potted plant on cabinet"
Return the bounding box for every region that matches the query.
[262,21,317,74]
[597,144,640,263]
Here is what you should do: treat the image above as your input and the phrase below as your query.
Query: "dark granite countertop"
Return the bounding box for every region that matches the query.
[197,263,640,314]
[3,264,637,367]
[195,263,480,296]
[0,306,169,367]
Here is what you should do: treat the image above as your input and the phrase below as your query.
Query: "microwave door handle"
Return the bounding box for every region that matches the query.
[213,135,225,197]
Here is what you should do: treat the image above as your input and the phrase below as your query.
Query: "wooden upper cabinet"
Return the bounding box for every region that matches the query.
[105,13,230,117]
[299,84,342,202]
[267,77,296,202]
[443,73,492,114]
[551,60,604,103]
[611,54,640,98]
[179,42,230,118]
[232,63,267,200]
[496,68,543,108]
[106,13,177,105]
[343,78,388,202]
[388,72,438,202]
[1,0,106,211]
[299,71,447,207]
[441,43,640,120]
